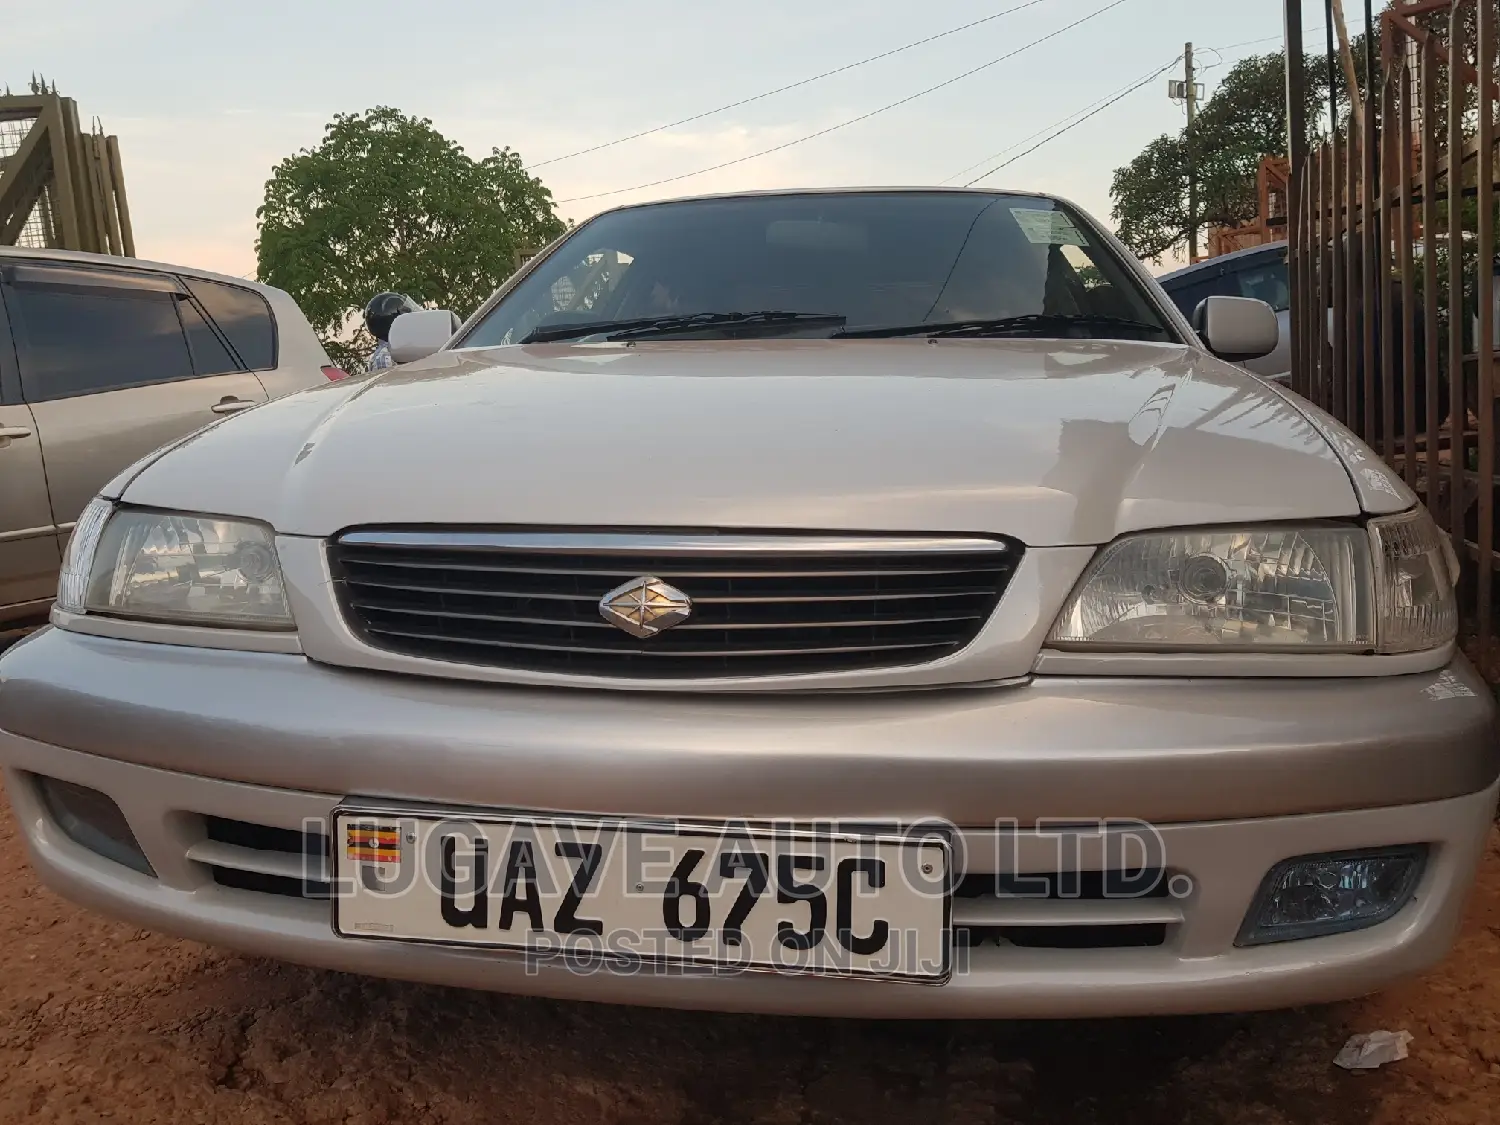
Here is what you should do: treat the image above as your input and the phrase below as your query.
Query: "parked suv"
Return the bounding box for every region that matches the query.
[0,247,341,627]
[1157,242,1290,384]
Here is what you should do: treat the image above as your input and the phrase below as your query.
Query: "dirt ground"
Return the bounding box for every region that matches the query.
[0,796,1498,1125]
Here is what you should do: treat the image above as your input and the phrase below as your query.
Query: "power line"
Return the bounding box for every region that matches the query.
[940,56,1182,184]
[533,0,1055,169]
[963,56,1182,186]
[557,0,1133,206]
[1208,25,1329,54]
[953,27,1331,193]
[1193,45,1225,75]
[1211,32,1284,52]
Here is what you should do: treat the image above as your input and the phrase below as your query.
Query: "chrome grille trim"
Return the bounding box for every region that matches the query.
[337,531,1012,555]
[329,531,1022,679]
[950,898,1184,928]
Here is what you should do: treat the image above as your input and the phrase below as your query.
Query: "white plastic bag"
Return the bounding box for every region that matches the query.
[1333,1030,1413,1070]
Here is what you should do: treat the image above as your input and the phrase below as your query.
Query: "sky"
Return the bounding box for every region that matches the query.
[6,0,1336,281]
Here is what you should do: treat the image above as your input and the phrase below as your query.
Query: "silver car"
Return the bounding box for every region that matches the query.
[0,189,1492,1019]
[0,246,344,630]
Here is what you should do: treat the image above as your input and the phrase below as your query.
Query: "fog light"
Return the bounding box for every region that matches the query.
[1236,846,1426,947]
[35,776,155,877]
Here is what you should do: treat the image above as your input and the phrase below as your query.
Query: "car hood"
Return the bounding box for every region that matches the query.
[114,339,1360,545]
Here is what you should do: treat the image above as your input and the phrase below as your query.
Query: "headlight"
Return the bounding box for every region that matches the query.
[1369,507,1459,654]
[57,504,294,630]
[1048,507,1456,654]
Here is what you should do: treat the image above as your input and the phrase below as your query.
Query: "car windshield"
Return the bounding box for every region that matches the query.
[460,192,1175,347]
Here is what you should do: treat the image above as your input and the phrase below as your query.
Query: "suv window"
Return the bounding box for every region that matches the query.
[463,192,1173,347]
[178,296,243,376]
[1159,274,1224,321]
[183,278,277,370]
[1232,255,1290,312]
[1159,250,1290,319]
[9,283,195,402]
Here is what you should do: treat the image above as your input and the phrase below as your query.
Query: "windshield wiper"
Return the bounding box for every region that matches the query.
[836,313,1171,340]
[608,310,846,340]
[520,311,846,344]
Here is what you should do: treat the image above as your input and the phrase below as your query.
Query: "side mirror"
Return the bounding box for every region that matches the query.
[388,309,459,364]
[1192,295,1279,362]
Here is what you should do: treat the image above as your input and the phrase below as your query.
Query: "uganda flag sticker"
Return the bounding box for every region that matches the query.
[346,822,402,866]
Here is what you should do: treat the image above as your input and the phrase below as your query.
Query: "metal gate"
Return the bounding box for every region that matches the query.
[1289,1,1500,670]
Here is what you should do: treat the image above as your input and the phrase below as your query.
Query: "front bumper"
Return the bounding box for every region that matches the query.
[0,626,1496,1018]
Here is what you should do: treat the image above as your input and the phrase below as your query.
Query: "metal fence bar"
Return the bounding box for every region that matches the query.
[1332,131,1348,422]
[1449,4,1468,563]
[1347,127,1362,426]
[1477,0,1495,655]
[104,136,134,257]
[1296,154,1314,401]
[1362,97,1379,446]
[1381,75,1399,463]
[1399,66,1418,488]
[1291,147,1308,401]
[1314,145,1329,410]
[1422,36,1440,510]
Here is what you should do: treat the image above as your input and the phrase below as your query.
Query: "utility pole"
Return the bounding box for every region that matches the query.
[1168,44,1203,261]
[1185,42,1199,262]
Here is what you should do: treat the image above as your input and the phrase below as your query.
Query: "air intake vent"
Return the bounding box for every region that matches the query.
[187,816,329,899]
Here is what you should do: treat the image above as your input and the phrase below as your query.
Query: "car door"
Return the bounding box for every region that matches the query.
[0,261,269,545]
[0,286,58,619]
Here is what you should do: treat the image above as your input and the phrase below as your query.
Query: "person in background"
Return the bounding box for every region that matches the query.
[364,292,419,371]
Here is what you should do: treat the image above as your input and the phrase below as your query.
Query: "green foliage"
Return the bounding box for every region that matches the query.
[1111,50,1335,263]
[255,107,567,370]
[1109,135,1191,265]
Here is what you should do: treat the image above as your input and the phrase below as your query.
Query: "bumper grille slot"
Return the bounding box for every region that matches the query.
[328,532,1020,678]
[191,816,330,899]
[952,870,1178,950]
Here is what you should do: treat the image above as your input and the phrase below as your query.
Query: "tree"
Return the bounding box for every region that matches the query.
[1110,51,1332,263]
[256,107,567,370]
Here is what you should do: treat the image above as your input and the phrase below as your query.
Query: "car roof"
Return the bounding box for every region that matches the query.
[589,185,1061,217]
[0,244,279,296]
[1156,240,1288,284]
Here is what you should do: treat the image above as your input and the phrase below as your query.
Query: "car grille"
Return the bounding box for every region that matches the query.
[188,816,330,898]
[951,869,1178,950]
[328,531,1021,678]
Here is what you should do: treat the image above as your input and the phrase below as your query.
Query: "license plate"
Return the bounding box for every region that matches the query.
[331,806,952,983]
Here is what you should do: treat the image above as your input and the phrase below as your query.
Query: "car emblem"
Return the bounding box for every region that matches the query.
[599,576,693,639]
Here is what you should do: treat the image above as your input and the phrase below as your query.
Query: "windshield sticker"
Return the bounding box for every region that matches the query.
[1011,207,1087,247]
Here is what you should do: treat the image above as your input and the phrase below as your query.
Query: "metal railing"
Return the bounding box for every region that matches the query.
[0,85,134,255]
[1289,1,1500,671]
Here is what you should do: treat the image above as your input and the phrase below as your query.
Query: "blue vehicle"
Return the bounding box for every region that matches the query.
[1157,242,1290,385]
